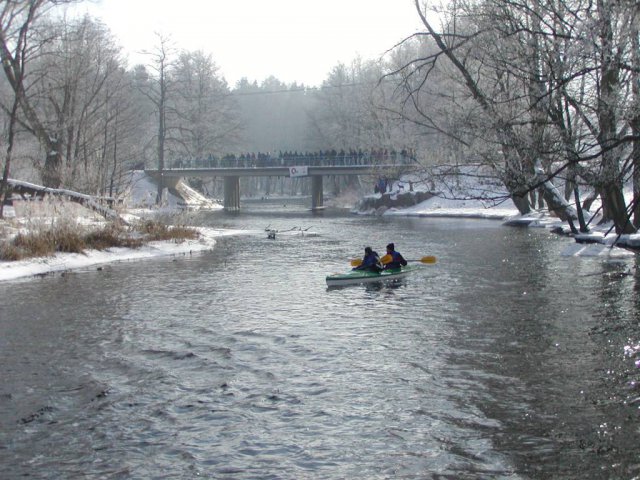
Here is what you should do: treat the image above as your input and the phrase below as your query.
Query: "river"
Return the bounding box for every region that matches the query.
[1,199,639,479]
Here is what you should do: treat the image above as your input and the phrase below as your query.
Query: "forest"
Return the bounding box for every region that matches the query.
[0,0,639,235]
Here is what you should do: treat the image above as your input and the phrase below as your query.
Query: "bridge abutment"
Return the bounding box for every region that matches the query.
[311,175,323,210]
[223,176,240,210]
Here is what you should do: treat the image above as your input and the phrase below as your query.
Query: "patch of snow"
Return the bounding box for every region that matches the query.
[0,172,232,282]
[560,242,634,258]
[123,170,222,211]
[382,189,519,220]
[0,227,249,282]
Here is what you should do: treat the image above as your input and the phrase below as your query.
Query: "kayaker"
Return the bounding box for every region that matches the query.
[383,243,408,270]
[353,246,382,272]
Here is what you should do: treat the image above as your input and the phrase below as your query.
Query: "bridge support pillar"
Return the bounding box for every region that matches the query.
[160,174,181,190]
[311,175,323,210]
[223,176,240,210]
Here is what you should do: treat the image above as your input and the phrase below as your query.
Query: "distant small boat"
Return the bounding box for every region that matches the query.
[325,265,420,287]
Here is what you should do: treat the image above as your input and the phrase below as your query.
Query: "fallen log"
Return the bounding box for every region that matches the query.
[6,178,127,225]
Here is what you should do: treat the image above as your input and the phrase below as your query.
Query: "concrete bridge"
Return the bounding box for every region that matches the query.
[145,154,418,210]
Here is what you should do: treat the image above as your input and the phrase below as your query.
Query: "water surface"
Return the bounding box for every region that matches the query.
[1,200,639,478]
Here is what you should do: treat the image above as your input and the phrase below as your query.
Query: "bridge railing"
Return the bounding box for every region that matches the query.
[168,151,417,170]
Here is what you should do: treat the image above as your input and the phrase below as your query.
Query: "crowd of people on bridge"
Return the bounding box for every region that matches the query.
[169,148,417,169]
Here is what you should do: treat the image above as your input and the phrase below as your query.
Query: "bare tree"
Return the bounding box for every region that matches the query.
[169,50,240,160]
[311,58,411,156]
[0,0,52,215]
[632,15,640,226]
[395,1,539,214]
[1,3,127,198]
[137,33,174,204]
[34,15,125,192]
[385,0,639,236]
[98,67,149,199]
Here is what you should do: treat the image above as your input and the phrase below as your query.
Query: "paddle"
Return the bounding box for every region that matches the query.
[381,254,437,264]
[411,255,437,264]
[350,255,436,267]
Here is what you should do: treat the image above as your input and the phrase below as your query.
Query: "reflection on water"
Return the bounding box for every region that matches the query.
[0,201,639,479]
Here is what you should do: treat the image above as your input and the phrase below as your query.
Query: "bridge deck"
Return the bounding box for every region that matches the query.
[145,164,414,178]
[144,163,419,211]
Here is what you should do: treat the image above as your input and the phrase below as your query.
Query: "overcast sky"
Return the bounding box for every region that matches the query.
[73,0,423,87]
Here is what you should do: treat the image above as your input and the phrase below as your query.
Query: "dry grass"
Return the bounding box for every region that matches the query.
[83,225,145,250]
[0,216,199,262]
[135,219,199,242]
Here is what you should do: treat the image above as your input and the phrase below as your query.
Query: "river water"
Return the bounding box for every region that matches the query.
[1,200,639,479]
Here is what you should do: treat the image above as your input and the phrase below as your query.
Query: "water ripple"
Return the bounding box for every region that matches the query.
[1,211,638,478]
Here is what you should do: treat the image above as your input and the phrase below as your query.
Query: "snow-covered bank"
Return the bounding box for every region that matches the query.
[382,194,518,220]
[0,226,249,282]
[356,168,521,220]
[361,175,637,260]
[0,172,233,282]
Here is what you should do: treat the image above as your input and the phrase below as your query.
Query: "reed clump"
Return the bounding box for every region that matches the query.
[135,219,199,242]
[0,220,199,261]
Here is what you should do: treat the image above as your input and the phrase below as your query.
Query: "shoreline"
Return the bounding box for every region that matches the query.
[0,227,250,283]
[2,199,637,282]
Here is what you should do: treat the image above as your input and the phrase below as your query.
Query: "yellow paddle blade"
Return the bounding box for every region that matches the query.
[420,256,437,264]
[380,254,392,264]
[350,258,363,267]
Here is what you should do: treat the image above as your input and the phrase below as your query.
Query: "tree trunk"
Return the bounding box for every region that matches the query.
[632,22,640,227]
[573,187,588,232]
[155,51,167,205]
[511,194,532,215]
[596,0,635,234]
[534,166,578,221]
[109,122,118,198]
[601,184,633,233]
[582,190,599,211]
[0,96,20,218]
[42,139,63,188]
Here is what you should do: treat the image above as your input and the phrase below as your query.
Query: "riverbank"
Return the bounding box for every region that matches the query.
[357,185,637,260]
[0,174,248,282]
[1,174,636,282]
[0,223,249,282]
[1,198,634,282]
